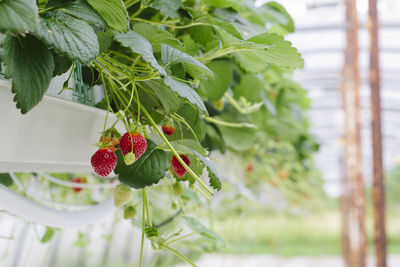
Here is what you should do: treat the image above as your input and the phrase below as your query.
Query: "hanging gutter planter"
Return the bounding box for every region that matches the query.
[0,63,118,172]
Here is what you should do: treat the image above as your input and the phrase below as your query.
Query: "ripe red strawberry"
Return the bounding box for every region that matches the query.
[91,148,117,177]
[162,125,175,135]
[119,132,147,160]
[99,135,119,152]
[171,155,190,178]
[72,177,86,193]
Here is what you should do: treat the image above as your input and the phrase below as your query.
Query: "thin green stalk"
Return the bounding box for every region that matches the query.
[140,104,213,197]
[100,73,111,140]
[143,188,152,227]
[204,116,257,128]
[164,232,195,246]
[139,194,145,267]
[161,245,197,267]
[177,195,185,214]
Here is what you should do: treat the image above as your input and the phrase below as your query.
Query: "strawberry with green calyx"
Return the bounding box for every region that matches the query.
[119,126,147,163]
[72,177,87,193]
[161,119,175,135]
[123,205,136,219]
[171,154,191,178]
[173,182,184,195]
[91,146,117,177]
[99,135,119,153]
[113,184,133,208]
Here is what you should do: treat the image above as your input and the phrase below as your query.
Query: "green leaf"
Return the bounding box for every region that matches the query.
[140,79,181,113]
[86,0,128,32]
[163,76,207,114]
[174,103,206,142]
[41,227,55,243]
[161,44,214,79]
[0,173,13,187]
[60,0,107,28]
[3,35,54,114]
[0,0,38,34]
[51,51,72,76]
[216,29,303,72]
[260,90,277,116]
[183,216,224,244]
[169,139,207,156]
[96,30,113,54]
[233,74,263,102]
[199,60,232,100]
[36,12,99,64]
[192,151,221,191]
[262,1,294,34]
[114,30,166,76]
[114,140,169,189]
[150,0,182,18]
[133,22,182,53]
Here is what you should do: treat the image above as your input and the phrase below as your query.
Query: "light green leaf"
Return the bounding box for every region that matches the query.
[114,30,166,76]
[216,29,303,72]
[192,151,221,191]
[60,0,107,28]
[260,90,277,116]
[133,22,182,52]
[114,140,169,189]
[0,0,38,33]
[41,227,55,243]
[233,74,263,102]
[162,44,213,79]
[150,0,181,18]
[3,35,54,114]
[183,216,224,244]
[86,0,128,32]
[199,60,232,100]
[36,12,99,64]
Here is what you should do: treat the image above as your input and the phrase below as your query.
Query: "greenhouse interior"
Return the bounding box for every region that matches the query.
[0,0,398,266]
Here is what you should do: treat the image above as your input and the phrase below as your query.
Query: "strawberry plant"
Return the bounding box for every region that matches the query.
[0,0,321,265]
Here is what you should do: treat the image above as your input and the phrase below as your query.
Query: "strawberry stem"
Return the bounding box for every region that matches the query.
[140,104,214,197]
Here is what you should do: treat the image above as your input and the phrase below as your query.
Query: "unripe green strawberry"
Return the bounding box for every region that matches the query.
[113,184,133,208]
[171,202,177,210]
[124,152,135,165]
[173,182,184,195]
[123,205,136,219]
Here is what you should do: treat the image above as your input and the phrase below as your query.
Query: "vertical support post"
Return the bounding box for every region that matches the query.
[341,0,366,266]
[368,0,387,266]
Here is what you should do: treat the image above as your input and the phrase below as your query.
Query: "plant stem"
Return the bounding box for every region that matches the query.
[204,116,257,128]
[139,194,145,267]
[164,232,195,246]
[161,245,197,267]
[143,188,152,227]
[140,104,214,197]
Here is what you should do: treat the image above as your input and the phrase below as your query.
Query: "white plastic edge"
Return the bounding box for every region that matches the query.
[0,184,114,228]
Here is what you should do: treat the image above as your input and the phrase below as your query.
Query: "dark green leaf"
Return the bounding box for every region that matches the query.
[150,0,182,18]
[97,31,113,54]
[161,44,213,79]
[233,74,263,102]
[60,0,107,28]
[114,30,166,76]
[192,151,221,191]
[41,227,55,243]
[0,0,38,34]
[3,35,54,114]
[0,173,13,187]
[51,51,72,76]
[183,216,224,244]
[140,79,181,113]
[36,12,99,64]
[163,76,207,114]
[115,140,169,189]
[199,60,232,101]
